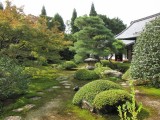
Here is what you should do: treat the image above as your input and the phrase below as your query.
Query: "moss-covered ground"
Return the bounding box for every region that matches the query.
[1,64,160,120]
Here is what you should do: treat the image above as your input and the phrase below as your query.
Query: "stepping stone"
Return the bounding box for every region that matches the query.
[60,81,68,84]
[37,92,44,95]
[4,116,21,120]
[30,97,41,101]
[135,90,140,93]
[120,82,128,87]
[65,86,71,89]
[46,88,54,92]
[13,104,35,112]
[62,83,71,86]
[56,76,68,81]
[52,86,61,89]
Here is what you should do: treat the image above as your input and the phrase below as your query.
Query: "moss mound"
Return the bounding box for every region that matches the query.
[74,69,99,80]
[93,89,131,113]
[72,80,122,106]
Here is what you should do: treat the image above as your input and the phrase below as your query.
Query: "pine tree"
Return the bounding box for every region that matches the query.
[71,8,79,34]
[89,3,97,16]
[41,5,47,16]
[53,13,65,31]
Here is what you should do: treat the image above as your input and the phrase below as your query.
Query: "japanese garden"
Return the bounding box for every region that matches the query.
[0,1,160,120]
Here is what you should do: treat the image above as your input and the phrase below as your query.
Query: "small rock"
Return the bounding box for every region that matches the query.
[73,86,79,91]
[4,116,22,120]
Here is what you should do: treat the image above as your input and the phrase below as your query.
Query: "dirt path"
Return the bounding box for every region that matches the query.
[136,91,160,120]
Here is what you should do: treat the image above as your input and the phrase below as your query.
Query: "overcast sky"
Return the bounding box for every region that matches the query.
[1,0,160,26]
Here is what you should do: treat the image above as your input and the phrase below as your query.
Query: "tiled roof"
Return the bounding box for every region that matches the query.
[116,12,160,40]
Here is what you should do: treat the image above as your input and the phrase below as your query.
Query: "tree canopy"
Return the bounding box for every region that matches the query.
[70,15,115,63]
[130,18,160,87]
[0,1,71,65]
[71,8,79,34]
[98,14,126,35]
[53,13,66,31]
[89,3,97,16]
[41,5,47,16]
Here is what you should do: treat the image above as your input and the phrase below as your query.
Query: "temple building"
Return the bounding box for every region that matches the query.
[115,12,160,61]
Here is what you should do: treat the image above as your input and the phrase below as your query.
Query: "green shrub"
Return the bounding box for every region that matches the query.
[94,63,111,78]
[122,68,132,80]
[61,61,77,70]
[72,80,122,106]
[93,89,131,113]
[130,17,160,87]
[0,56,30,101]
[101,60,130,73]
[74,69,99,80]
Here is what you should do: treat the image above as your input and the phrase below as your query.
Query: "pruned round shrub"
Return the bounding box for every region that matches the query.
[74,69,99,80]
[72,80,122,106]
[62,61,77,70]
[93,89,131,113]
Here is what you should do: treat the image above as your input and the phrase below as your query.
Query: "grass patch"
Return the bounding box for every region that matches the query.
[66,103,107,120]
[137,86,160,98]
[0,66,61,119]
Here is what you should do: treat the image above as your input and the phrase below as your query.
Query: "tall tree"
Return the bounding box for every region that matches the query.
[41,5,47,16]
[71,8,79,34]
[0,1,71,64]
[98,14,126,35]
[130,18,160,87]
[0,2,3,10]
[53,13,65,31]
[70,16,115,63]
[89,3,97,16]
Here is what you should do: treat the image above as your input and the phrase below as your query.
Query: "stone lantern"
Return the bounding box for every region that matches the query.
[84,57,97,70]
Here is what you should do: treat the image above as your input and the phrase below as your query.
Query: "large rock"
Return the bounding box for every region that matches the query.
[81,100,94,112]
[103,70,122,78]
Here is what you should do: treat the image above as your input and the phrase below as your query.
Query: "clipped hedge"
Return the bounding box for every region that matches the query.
[93,89,131,113]
[72,80,122,106]
[61,61,77,70]
[74,69,99,80]
[101,60,130,73]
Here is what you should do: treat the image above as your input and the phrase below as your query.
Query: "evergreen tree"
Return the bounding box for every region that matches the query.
[41,5,47,16]
[98,14,126,35]
[71,8,79,34]
[89,3,97,16]
[53,13,65,31]
[130,18,160,87]
[0,2,3,10]
[70,16,115,63]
